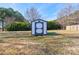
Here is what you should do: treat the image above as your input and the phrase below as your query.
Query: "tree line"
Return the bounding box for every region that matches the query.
[1,4,79,31]
[0,7,42,31]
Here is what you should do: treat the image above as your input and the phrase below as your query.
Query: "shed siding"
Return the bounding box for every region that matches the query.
[44,22,47,34]
[32,22,35,35]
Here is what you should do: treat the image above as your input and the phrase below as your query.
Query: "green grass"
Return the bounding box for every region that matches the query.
[0,30,79,55]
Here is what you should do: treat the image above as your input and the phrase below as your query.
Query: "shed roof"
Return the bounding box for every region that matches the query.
[32,19,47,22]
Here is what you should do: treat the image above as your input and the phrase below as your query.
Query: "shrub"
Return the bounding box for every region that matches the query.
[5,22,31,31]
[47,20,62,30]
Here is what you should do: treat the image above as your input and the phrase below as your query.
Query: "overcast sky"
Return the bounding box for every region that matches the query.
[0,3,78,21]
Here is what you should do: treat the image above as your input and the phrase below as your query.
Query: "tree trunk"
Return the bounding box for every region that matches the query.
[2,20,4,31]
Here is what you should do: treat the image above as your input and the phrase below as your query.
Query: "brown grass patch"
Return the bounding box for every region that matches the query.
[0,30,78,54]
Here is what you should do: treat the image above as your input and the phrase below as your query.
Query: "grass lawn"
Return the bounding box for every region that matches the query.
[0,30,79,55]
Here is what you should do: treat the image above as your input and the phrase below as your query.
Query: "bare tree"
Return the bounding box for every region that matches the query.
[26,7,41,22]
[57,4,75,29]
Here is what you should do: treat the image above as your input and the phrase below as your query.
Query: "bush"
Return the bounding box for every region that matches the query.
[5,22,31,31]
[47,20,62,30]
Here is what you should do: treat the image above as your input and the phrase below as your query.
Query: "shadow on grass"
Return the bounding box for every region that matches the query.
[47,32,61,36]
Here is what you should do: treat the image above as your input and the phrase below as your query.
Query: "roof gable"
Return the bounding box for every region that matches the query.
[32,19,47,22]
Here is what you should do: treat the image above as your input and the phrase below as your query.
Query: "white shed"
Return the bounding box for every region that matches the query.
[31,19,47,36]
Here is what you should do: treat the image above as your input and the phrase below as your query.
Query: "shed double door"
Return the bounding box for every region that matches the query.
[35,22,44,35]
